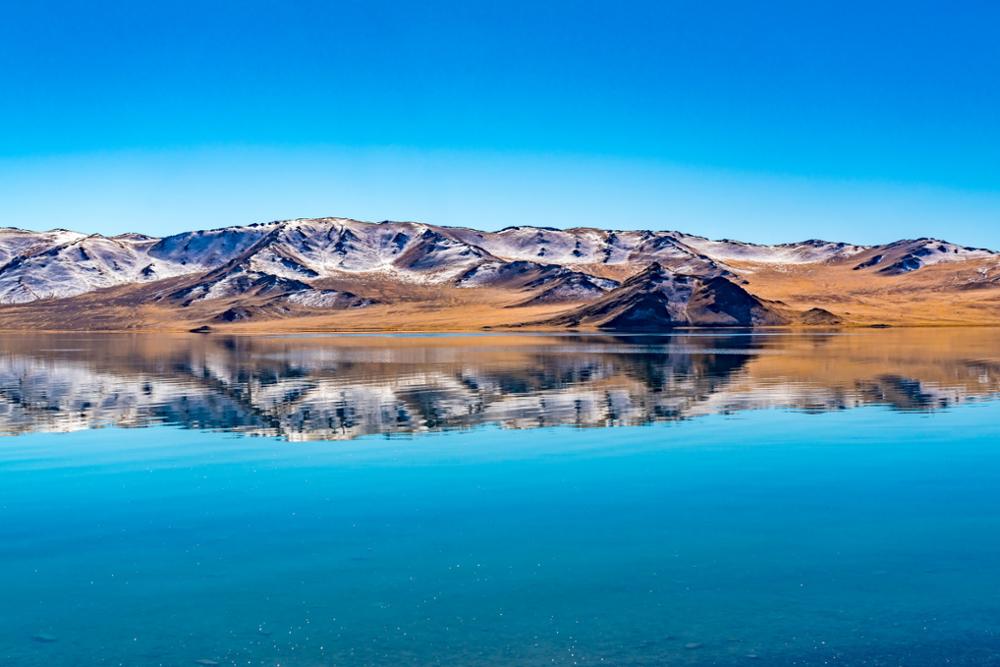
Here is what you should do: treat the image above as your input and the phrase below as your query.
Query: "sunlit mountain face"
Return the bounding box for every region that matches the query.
[1,329,997,441]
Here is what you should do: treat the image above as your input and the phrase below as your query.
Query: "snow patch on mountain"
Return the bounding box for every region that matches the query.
[285,289,374,308]
[0,232,199,303]
[850,238,997,275]
[674,233,869,264]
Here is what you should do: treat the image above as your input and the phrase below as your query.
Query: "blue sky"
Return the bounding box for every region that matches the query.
[1,0,998,246]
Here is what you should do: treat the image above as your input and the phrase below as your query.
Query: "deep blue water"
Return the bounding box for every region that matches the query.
[2,331,1000,665]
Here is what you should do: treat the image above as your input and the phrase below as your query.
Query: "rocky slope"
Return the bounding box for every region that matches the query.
[540,262,790,329]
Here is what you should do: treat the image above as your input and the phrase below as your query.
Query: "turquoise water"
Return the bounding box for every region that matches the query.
[3,332,1000,665]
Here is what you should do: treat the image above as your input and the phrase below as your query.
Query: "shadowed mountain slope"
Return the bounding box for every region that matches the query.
[540,262,789,330]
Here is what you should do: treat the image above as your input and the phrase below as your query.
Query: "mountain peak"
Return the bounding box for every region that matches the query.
[625,261,669,281]
[540,262,788,330]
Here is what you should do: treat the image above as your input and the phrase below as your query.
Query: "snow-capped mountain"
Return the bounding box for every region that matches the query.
[0,218,994,315]
[849,238,996,275]
[0,229,203,303]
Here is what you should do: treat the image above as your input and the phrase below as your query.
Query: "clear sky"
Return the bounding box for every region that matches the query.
[1,0,998,246]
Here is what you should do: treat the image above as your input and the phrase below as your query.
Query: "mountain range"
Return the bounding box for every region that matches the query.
[0,217,997,331]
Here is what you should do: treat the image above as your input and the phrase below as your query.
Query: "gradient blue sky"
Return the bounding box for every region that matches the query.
[2,0,998,245]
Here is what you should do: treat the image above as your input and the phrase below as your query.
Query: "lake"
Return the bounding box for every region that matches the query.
[2,329,1000,666]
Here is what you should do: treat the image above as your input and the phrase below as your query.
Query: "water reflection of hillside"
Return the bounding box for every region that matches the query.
[0,330,998,440]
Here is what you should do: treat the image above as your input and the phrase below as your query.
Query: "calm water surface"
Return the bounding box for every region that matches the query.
[2,330,1000,665]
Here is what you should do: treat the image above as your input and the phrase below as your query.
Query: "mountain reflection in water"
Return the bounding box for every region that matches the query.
[1,329,999,440]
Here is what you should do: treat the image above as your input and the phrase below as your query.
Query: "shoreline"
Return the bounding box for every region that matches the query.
[2,322,1000,335]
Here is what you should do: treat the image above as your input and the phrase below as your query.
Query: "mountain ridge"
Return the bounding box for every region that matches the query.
[0,217,997,331]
